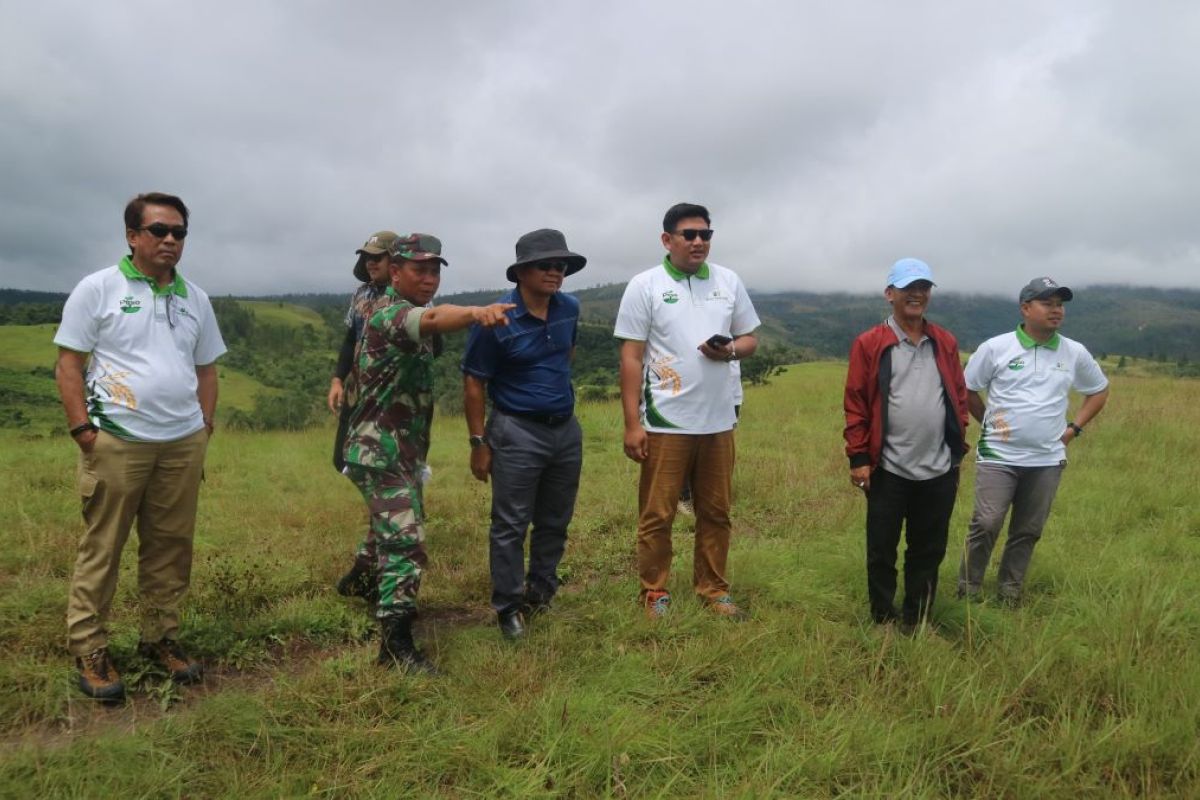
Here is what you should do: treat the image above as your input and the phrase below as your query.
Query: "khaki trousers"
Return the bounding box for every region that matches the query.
[67,429,209,655]
[637,431,735,600]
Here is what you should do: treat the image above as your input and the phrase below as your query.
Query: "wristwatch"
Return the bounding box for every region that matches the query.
[469,434,488,448]
[1067,422,1084,436]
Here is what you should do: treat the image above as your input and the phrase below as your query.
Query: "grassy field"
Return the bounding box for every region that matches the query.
[1,364,1198,798]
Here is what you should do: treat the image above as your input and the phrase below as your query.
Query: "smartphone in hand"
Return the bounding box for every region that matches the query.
[705,334,733,348]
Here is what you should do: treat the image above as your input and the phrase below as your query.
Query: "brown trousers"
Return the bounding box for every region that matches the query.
[637,431,735,600]
[67,429,209,655]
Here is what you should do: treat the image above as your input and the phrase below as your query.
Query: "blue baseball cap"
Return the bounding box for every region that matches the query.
[887,258,935,288]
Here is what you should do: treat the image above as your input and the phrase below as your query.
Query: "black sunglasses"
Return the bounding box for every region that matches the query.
[533,261,568,272]
[675,228,714,242]
[139,223,188,240]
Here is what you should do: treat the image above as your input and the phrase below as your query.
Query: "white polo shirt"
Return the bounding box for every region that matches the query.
[614,258,760,434]
[965,325,1108,466]
[54,257,227,442]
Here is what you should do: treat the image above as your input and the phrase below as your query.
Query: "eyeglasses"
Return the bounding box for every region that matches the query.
[674,228,714,242]
[139,223,189,240]
[533,261,568,273]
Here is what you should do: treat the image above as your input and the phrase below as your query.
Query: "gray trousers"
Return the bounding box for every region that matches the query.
[486,410,583,614]
[958,462,1064,600]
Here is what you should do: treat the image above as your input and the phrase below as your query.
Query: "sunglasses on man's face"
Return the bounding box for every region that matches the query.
[533,261,568,273]
[139,223,188,240]
[675,228,714,242]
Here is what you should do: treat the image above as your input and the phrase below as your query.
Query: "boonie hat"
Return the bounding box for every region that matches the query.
[388,233,448,266]
[353,230,400,282]
[506,229,586,283]
[886,258,936,289]
[1019,277,1073,303]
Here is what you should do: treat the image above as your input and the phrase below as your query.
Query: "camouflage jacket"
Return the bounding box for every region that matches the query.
[344,282,387,341]
[343,287,436,475]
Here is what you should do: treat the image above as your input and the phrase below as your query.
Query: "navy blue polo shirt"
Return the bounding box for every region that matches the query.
[461,288,579,416]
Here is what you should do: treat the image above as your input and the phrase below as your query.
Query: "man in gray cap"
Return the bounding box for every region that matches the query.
[957,277,1110,604]
[329,230,399,603]
[843,258,969,631]
[461,229,586,640]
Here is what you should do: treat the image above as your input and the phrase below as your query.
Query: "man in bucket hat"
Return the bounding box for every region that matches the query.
[957,277,1110,604]
[343,233,515,672]
[843,258,969,632]
[462,229,586,640]
[328,231,400,604]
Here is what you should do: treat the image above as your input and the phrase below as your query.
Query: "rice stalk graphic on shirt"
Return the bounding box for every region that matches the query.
[92,362,138,408]
[989,409,1011,442]
[648,353,682,395]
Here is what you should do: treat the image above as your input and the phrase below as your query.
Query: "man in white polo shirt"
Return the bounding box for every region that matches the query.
[615,202,760,618]
[54,192,226,700]
[957,277,1109,604]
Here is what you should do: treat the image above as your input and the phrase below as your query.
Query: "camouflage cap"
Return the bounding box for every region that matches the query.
[388,233,448,266]
[354,230,401,281]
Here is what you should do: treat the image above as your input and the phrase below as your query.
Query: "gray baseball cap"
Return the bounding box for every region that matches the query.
[1019,277,1074,303]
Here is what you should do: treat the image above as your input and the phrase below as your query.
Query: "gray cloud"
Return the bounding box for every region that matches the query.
[2,0,1198,298]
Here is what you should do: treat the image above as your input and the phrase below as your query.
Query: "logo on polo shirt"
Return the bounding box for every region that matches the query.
[662,289,679,304]
[119,296,142,314]
[1007,357,1025,371]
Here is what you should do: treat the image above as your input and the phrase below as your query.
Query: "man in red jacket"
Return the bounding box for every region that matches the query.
[843,259,969,631]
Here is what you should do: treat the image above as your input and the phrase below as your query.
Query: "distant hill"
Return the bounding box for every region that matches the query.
[3,284,1199,361]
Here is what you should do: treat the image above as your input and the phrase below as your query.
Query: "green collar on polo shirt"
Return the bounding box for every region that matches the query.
[119,256,188,297]
[1016,323,1060,350]
[662,256,710,281]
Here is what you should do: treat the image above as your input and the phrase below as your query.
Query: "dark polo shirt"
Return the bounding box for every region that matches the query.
[461,288,579,417]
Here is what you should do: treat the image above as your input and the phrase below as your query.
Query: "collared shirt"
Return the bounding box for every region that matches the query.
[614,257,760,434]
[880,316,950,480]
[54,256,226,442]
[965,324,1108,466]
[461,287,579,417]
[343,286,433,475]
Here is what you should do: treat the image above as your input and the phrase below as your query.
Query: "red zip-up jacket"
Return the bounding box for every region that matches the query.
[843,320,969,471]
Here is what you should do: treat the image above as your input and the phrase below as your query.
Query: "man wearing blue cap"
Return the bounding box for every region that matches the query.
[957,277,1109,604]
[843,258,969,630]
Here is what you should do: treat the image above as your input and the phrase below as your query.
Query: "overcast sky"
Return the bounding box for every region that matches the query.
[3,1,1198,298]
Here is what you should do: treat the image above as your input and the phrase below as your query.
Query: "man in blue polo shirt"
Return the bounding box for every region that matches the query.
[462,229,586,640]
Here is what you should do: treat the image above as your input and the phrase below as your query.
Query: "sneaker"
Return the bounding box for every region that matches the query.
[137,638,204,684]
[644,590,671,619]
[706,594,743,618]
[76,648,125,700]
[336,562,379,603]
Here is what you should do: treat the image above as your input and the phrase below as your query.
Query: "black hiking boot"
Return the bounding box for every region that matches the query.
[336,561,379,603]
[377,616,438,675]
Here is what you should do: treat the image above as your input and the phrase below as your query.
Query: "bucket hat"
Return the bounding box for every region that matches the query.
[506,229,586,282]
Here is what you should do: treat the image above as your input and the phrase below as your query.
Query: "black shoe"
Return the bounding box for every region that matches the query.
[377,616,438,675]
[336,562,379,603]
[76,648,126,700]
[521,592,552,619]
[498,609,526,640]
[137,638,204,683]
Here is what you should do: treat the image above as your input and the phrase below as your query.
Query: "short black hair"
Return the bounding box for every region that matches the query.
[124,192,189,231]
[662,202,710,233]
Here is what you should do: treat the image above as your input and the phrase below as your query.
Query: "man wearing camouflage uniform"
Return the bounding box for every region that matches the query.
[342,233,513,673]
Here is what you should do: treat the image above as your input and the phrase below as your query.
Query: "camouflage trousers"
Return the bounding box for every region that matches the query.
[344,465,427,619]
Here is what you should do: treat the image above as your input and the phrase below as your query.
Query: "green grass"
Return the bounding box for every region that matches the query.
[1,365,1198,797]
[236,299,326,328]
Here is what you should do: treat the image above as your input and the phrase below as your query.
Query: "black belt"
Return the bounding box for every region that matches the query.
[499,409,574,427]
